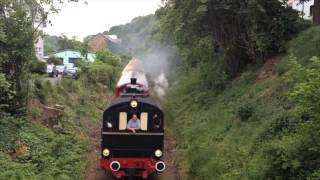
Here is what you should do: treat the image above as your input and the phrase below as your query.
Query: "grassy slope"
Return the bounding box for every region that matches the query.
[0,78,111,180]
[165,26,320,180]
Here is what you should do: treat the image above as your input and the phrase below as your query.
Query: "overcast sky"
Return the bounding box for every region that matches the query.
[44,0,162,40]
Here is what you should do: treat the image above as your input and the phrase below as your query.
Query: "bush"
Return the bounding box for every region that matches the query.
[29,60,47,74]
[33,79,46,104]
[0,74,15,113]
[236,102,255,121]
[47,56,62,65]
[240,70,256,84]
[95,49,120,66]
[289,26,320,64]
[275,61,289,76]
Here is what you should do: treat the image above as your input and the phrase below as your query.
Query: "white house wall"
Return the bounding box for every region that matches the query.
[289,0,314,19]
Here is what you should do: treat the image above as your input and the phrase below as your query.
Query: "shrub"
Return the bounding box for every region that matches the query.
[240,70,256,84]
[29,60,47,74]
[95,49,120,66]
[0,74,15,113]
[236,102,255,121]
[33,79,46,104]
[47,56,62,65]
[289,26,320,64]
[275,61,289,76]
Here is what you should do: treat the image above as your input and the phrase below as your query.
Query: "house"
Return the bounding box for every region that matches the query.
[50,50,96,65]
[32,4,46,61]
[88,33,122,52]
[288,0,314,19]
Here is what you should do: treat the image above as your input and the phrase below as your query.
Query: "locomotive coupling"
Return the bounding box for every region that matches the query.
[110,161,121,171]
[155,161,166,173]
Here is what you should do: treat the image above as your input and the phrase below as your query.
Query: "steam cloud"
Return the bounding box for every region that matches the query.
[136,46,177,99]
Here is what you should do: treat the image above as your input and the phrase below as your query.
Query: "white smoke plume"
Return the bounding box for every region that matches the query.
[153,72,169,99]
[137,45,177,99]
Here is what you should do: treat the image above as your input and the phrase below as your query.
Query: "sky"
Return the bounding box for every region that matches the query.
[44,0,162,40]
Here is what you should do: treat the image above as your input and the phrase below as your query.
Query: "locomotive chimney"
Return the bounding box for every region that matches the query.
[131,78,137,85]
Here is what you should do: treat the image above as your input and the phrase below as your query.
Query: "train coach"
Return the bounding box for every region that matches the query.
[100,59,165,179]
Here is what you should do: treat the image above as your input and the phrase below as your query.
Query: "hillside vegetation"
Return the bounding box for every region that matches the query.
[164,13,320,180]
[1,9,122,176]
[156,0,320,179]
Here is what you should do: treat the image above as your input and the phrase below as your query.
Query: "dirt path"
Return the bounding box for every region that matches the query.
[158,133,181,180]
[83,120,113,180]
[83,120,180,180]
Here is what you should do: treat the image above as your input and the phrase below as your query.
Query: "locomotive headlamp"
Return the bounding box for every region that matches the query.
[130,100,138,108]
[102,148,110,157]
[155,149,163,158]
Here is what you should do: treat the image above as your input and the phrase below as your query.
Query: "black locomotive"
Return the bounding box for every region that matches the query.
[100,59,165,179]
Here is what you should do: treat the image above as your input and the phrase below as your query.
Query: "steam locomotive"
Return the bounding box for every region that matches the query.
[100,59,165,179]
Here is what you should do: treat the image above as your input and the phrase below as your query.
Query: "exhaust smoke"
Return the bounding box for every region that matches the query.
[137,45,177,99]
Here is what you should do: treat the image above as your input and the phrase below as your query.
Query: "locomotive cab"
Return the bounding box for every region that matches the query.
[100,77,165,179]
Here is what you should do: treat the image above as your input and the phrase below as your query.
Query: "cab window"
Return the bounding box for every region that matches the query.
[118,112,148,131]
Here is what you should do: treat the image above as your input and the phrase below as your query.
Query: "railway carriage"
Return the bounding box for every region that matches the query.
[100,59,165,179]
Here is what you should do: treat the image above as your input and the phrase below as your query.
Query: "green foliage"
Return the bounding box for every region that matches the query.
[289,26,320,64]
[109,15,164,55]
[0,116,87,180]
[79,40,89,60]
[0,70,114,179]
[57,35,82,52]
[33,79,46,104]
[165,27,320,179]
[0,0,37,112]
[0,0,108,179]
[76,49,121,89]
[47,56,63,65]
[44,35,84,55]
[29,60,47,74]
[158,0,304,76]
[289,56,320,119]
[81,61,118,89]
[44,35,61,54]
[275,60,290,76]
[95,49,120,66]
[236,102,255,122]
[0,74,15,113]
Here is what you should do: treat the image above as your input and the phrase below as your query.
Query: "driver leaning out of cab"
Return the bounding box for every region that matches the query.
[127,114,141,133]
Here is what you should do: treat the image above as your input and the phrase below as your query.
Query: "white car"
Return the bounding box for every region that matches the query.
[46,64,54,74]
[47,64,58,77]
[67,67,78,75]
[56,65,65,74]
[65,63,78,75]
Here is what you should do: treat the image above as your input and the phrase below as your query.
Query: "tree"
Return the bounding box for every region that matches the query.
[158,0,300,76]
[79,40,89,60]
[0,0,80,114]
[95,49,120,67]
[0,0,37,112]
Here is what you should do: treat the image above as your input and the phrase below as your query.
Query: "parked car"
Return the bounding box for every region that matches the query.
[47,64,58,77]
[64,63,78,78]
[56,65,65,74]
